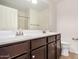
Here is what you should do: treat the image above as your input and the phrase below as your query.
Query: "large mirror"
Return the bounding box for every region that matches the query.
[0,0,49,30]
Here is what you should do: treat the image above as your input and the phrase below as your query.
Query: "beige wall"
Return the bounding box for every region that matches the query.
[48,0,57,32]
[0,5,18,30]
[57,0,78,54]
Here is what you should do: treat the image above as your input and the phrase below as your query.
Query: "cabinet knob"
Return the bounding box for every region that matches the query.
[32,55,35,59]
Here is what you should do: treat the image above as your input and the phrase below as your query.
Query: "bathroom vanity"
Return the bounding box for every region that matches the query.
[0,33,61,59]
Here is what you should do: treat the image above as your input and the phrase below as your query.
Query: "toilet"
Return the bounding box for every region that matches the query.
[61,41,70,56]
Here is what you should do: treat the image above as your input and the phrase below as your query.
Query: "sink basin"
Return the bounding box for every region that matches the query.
[0,30,51,39]
[24,33,43,36]
[23,30,44,36]
[0,31,16,39]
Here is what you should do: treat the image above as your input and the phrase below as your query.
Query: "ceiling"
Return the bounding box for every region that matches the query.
[0,0,49,11]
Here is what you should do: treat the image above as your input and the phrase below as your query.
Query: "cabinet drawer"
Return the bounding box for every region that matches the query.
[31,38,46,50]
[48,42,56,59]
[0,41,30,57]
[48,36,55,43]
[31,46,46,59]
[57,34,61,40]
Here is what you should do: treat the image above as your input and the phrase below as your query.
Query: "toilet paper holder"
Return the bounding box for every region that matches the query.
[72,38,78,40]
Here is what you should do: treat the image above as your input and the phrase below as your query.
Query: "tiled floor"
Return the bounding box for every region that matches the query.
[60,52,78,59]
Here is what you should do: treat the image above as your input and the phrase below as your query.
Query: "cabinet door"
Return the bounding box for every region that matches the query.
[48,42,56,59]
[31,46,46,59]
[0,41,30,58]
[48,36,55,43]
[15,54,29,59]
[31,38,46,50]
[57,40,61,59]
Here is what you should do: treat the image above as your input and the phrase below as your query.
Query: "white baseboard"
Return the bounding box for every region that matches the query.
[70,50,78,54]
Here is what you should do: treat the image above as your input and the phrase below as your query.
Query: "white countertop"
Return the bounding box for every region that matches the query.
[0,32,60,46]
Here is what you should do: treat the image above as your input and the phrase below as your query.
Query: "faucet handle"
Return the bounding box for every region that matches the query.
[43,30,46,33]
[16,32,19,36]
[21,32,23,35]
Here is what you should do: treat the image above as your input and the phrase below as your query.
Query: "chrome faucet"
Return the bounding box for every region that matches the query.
[16,30,23,36]
[42,30,46,33]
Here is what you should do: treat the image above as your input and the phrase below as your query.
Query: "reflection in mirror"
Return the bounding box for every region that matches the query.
[0,0,49,30]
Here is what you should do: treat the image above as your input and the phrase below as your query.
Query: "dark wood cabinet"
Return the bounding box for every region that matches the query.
[57,34,61,40]
[48,36,55,43]
[48,42,56,59]
[31,46,46,59]
[31,38,46,50]
[0,34,61,59]
[48,35,61,59]
[0,41,30,59]
[56,40,61,59]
